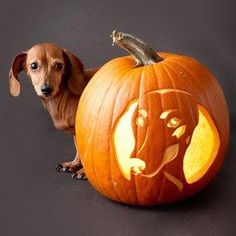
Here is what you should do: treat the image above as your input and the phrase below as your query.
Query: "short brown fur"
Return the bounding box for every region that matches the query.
[9,43,99,178]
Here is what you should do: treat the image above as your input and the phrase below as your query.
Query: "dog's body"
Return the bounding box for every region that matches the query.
[9,43,99,179]
[40,67,97,135]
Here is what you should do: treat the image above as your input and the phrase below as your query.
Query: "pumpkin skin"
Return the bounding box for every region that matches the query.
[75,35,229,205]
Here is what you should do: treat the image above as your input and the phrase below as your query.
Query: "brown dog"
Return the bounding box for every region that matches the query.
[9,43,99,179]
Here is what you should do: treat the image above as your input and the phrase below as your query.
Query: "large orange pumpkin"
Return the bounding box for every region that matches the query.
[75,31,229,205]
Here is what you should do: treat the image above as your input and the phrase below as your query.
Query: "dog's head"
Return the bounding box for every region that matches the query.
[9,43,86,98]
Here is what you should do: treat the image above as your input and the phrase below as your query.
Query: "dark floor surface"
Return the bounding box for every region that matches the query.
[1,0,235,235]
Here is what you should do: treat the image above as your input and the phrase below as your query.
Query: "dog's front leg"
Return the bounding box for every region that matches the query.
[56,136,87,180]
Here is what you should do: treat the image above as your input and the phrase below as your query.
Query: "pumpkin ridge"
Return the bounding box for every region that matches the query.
[120,70,143,204]
[162,59,228,190]
[167,59,212,109]
[158,63,188,201]
[163,61,198,126]
[78,65,115,190]
[169,58,215,131]
[79,62,132,123]
[90,79,118,197]
[152,64,168,202]
[161,63,185,120]
[176,58,229,141]
[102,68,137,202]
[133,66,147,204]
[163,61,198,186]
[78,68,112,157]
[90,67,132,197]
[149,62,166,201]
[110,70,138,129]
[109,70,140,203]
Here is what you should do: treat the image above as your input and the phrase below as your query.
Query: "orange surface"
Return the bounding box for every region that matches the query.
[75,52,229,205]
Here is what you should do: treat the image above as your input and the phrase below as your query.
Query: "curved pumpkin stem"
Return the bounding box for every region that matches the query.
[111,30,163,66]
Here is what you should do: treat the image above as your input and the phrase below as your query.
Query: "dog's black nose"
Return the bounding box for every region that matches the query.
[41,84,53,96]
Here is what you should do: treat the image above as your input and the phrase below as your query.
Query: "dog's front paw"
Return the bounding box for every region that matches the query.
[56,160,82,173]
[71,168,87,180]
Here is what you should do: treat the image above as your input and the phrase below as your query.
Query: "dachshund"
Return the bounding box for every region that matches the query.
[9,43,99,179]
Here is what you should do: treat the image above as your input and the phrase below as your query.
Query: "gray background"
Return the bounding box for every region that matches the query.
[0,0,235,235]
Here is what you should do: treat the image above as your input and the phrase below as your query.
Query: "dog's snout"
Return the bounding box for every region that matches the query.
[41,84,53,96]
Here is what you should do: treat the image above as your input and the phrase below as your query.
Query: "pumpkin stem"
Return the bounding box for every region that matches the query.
[111,30,163,66]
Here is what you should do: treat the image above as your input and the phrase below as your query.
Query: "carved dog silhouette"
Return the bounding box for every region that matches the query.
[112,88,220,191]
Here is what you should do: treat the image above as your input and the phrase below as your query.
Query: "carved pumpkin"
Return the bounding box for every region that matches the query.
[75,31,229,205]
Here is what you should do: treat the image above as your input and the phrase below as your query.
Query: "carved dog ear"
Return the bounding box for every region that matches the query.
[63,49,86,96]
[9,53,27,97]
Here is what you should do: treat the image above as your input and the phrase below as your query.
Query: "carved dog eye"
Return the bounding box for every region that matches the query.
[167,117,181,128]
[55,63,63,70]
[30,62,38,70]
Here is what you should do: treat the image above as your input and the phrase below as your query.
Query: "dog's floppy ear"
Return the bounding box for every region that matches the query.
[63,49,86,96]
[9,53,27,97]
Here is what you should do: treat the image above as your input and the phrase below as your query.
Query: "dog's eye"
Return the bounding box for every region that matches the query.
[55,63,63,70]
[167,117,181,128]
[30,62,38,70]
